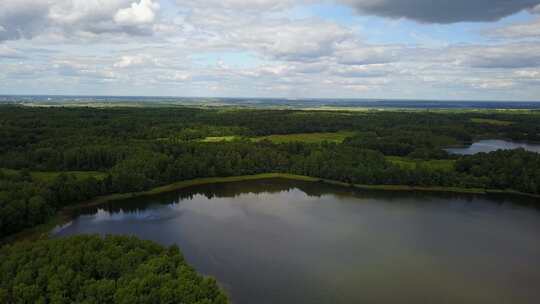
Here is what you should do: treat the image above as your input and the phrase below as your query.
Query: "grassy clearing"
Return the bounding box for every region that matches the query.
[253,131,356,144]
[386,156,455,172]
[471,118,513,126]
[200,131,357,144]
[1,168,107,182]
[199,136,239,143]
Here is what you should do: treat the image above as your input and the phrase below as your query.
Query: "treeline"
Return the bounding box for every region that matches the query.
[344,131,454,159]
[0,170,104,237]
[0,235,228,303]
[456,149,540,194]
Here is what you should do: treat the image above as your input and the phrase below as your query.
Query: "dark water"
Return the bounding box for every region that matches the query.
[53,179,540,304]
[446,139,540,155]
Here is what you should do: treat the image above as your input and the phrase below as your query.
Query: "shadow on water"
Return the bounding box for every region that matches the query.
[76,178,540,217]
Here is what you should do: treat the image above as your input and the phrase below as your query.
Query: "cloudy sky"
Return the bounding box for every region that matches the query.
[1,0,540,100]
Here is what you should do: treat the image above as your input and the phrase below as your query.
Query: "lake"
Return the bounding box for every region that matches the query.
[446,139,540,155]
[53,179,540,304]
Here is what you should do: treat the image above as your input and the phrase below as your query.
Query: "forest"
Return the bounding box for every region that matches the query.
[0,235,228,303]
[1,105,540,239]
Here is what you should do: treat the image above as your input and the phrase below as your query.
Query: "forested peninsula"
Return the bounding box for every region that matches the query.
[0,235,228,303]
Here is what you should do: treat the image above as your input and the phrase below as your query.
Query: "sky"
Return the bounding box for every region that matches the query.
[1,0,540,101]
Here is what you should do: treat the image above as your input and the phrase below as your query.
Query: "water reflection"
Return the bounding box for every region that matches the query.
[55,179,540,304]
[446,139,540,155]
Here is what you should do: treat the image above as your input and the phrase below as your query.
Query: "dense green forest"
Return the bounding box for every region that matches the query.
[1,106,539,239]
[0,235,228,303]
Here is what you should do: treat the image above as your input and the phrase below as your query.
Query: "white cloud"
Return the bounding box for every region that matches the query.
[114,0,160,26]
[114,55,148,68]
[515,69,540,78]
[0,0,160,41]
[48,1,128,25]
[172,71,191,81]
[247,19,353,61]
[0,45,22,58]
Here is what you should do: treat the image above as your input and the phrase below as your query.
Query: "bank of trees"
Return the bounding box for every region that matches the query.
[0,170,103,237]
[0,170,52,237]
[0,235,228,304]
[456,149,540,194]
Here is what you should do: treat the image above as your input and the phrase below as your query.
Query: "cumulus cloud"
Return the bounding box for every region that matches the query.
[0,0,51,41]
[179,6,354,62]
[113,54,159,68]
[340,0,540,23]
[114,0,160,26]
[114,55,147,68]
[250,20,353,61]
[0,0,160,41]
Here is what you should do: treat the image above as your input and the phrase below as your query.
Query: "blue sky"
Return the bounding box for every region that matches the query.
[1,0,540,101]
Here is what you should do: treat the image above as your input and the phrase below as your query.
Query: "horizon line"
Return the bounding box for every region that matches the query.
[1,94,539,103]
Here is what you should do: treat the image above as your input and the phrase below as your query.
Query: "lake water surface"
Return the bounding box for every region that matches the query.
[446,139,540,155]
[54,179,540,304]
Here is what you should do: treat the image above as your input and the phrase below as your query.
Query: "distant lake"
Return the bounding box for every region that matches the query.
[53,179,540,304]
[446,139,540,155]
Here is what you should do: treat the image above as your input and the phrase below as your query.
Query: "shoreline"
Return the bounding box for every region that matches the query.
[3,173,539,244]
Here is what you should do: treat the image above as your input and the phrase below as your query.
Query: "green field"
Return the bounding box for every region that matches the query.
[386,156,455,172]
[471,118,513,126]
[201,131,357,144]
[253,131,356,144]
[0,168,107,183]
[200,136,239,142]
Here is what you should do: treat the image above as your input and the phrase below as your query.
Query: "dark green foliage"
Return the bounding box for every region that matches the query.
[344,131,455,157]
[456,149,540,194]
[0,235,228,304]
[0,170,104,237]
[0,171,52,237]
